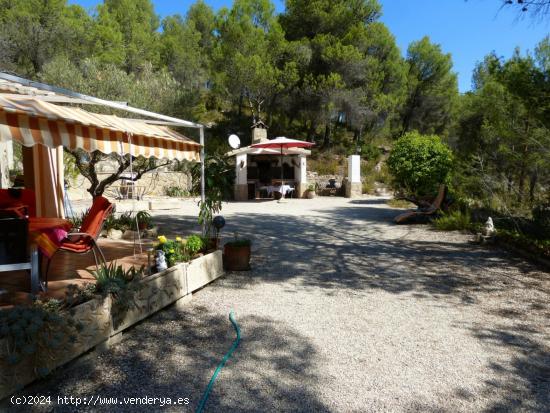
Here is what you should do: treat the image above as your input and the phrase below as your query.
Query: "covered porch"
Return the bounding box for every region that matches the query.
[0,239,150,308]
[0,74,202,303]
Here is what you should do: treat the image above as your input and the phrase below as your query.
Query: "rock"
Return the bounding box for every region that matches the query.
[122,230,138,240]
[144,227,158,238]
[107,229,123,240]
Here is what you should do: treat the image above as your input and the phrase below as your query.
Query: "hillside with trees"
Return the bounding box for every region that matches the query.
[1,0,548,225]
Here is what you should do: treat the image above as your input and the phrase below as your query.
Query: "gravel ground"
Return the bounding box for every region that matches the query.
[4,196,549,412]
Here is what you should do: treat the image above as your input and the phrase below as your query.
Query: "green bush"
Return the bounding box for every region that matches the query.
[164,186,189,197]
[186,235,204,256]
[497,230,550,259]
[387,131,453,197]
[225,238,251,247]
[433,210,472,231]
[155,236,188,267]
[308,157,341,176]
[532,201,550,238]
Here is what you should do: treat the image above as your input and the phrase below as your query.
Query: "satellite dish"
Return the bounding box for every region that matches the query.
[228,134,241,149]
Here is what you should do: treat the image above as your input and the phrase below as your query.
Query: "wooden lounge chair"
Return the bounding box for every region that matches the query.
[394,185,446,224]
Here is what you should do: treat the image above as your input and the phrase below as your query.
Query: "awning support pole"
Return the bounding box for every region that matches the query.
[199,126,206,233]
[200,126,206,204]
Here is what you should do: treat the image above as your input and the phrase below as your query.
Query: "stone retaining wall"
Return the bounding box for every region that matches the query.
[67,171,192,201]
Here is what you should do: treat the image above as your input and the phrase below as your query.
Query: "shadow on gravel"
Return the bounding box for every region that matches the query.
[153,207,547,301]
[9,305,330,413]
[152,204,549,412]
[470,325,550,412]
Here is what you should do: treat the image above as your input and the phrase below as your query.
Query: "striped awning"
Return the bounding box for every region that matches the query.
[0,96,201,161]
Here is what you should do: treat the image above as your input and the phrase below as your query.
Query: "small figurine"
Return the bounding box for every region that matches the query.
[482,217,496,237]
[155,250,167,272]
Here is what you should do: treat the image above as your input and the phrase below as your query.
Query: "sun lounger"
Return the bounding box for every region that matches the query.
[394,185,446,224]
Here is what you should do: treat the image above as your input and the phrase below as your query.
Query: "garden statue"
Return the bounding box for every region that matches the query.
[482,217,496,237]
[155,250,167,272]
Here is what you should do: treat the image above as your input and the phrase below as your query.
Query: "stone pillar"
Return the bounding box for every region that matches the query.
[345,155,362,198]
[234,153,248,201]
[296,155,307,198]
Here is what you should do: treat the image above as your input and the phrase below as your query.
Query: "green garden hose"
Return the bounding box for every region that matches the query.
[195,311,241,413]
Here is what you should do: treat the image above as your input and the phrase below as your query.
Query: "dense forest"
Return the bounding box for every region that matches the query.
[0,0,548,220]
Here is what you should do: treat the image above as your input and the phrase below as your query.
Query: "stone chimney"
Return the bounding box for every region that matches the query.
[251,120,268,144]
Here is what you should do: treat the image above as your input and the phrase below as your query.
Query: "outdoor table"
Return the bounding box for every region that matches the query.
[266,185,294,197]
[28,217,72,293]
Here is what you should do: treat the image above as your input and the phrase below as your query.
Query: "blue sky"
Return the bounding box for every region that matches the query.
[70,0,548,92]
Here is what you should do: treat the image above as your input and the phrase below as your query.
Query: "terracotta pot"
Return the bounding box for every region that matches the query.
[223,244,251,271]
[305,190,315,199]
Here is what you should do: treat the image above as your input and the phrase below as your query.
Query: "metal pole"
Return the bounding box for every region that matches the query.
[200,126,206,204]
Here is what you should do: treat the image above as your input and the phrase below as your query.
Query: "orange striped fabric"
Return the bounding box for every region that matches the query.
[0,96,201,161]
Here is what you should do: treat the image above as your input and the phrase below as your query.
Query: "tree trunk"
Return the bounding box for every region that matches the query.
[323,123,331,148]
[529,170,538,203]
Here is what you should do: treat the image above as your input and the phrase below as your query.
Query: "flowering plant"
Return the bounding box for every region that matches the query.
[155,235,188,267]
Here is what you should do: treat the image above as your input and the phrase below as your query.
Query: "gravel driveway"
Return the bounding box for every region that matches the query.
[7,197,550,412]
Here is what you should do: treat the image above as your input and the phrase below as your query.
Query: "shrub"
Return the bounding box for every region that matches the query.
[225,238,251,247]
[433,210,472,231]
[387,131,453,197]
[532,201,550,239]
[308,157,341,176]
[497,230,550,259]
[165,186,189,197]
[186,234,204,256]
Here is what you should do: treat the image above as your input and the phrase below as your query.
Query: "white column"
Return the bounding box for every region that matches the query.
[236,153,247,185]
[299,155,307,184]
[346,154,361,198]
[348,155,361,183]
[234,153,248,201]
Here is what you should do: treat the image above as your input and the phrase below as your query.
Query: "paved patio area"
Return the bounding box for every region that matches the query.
[7,197,549,412]
[0,239,150,308]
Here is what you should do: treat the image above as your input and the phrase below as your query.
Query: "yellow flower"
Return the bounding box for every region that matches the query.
[176,236,182,242]
[157,235,167,244]
[169,249,175,254]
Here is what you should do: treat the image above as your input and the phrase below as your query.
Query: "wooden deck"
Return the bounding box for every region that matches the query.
[0,239,151,308]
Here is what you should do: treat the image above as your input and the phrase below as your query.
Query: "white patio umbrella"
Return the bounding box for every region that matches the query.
[250,136,314,198]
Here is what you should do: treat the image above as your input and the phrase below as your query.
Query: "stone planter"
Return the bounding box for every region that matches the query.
[0,251,224,401]
[0,296,112,399]
[111,264,187,334]
[186,250,224,293]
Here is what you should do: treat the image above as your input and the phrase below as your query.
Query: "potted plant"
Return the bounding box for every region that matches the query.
[223,237,252,271]
[136,210,151,231]
[305,184,316,199]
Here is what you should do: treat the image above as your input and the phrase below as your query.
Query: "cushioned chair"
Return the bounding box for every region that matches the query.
[44,196,113,288]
